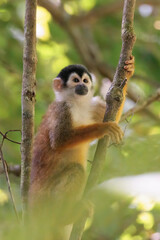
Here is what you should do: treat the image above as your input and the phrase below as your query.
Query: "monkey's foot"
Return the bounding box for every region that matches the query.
[124,55,135,79]
[104,122,124,144]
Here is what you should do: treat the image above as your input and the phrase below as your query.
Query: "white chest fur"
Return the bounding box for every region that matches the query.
[69,100,94,127]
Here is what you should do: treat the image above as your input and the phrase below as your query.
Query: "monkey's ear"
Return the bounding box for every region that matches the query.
[53,78,63,91]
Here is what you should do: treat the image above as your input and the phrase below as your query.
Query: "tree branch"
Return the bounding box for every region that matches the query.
[133,74,160,88]
[69,0,160,25]
[38,0,160,27]
[70,0,136,239]
[0,149,19,220]
[0,130,21,220]
[21,0,37,213]
[70,0,123,25]
[0,130,21,145]
[121,89,160,121]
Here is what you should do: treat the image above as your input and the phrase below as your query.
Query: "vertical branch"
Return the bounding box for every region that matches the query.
[21,0,37,213]
[113,0,136,86]
[70,0,136,239]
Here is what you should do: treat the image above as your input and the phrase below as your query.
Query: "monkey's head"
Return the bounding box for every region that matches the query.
[53,65,94,102]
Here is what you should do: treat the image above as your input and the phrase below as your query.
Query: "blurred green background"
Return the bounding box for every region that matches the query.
[0,0,160,239]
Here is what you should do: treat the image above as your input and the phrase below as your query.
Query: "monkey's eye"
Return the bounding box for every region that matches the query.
[73,78,79,83]
[83,79,88,83]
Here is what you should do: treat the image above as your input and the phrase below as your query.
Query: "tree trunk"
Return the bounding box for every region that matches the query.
[21,0,37,214]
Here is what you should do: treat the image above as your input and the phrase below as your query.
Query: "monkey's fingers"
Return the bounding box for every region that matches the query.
[105,122,123,135]
[130,55,134,60]
[110,128,123,144]
[107,130,122,144]
[105,129,118,143]
[124,56,135,70]
[124,65,134,72]
[105,122,124,144]
[124,56,135,79]
[125,55,135,64]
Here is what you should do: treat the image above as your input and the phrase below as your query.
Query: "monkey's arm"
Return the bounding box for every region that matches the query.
[58,122,123,150]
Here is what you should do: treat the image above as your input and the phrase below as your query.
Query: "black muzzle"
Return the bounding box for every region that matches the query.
[75,84,88,95]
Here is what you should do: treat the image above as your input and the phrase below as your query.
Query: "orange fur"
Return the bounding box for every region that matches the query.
[115,82,128,123]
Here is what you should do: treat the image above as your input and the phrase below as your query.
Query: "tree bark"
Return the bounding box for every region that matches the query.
[70,0,136,239]
[21,0,37,213]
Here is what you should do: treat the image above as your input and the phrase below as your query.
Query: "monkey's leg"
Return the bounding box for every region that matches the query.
[50,162,86,224]
[58,122,123,150]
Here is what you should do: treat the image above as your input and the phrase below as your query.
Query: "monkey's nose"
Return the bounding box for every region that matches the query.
[75,84,88,95]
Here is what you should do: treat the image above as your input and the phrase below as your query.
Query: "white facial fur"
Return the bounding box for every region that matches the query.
[54,72,94,103]
[54,72,94,126]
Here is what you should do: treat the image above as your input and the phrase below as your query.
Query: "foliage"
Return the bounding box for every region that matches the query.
[0,0,160,239]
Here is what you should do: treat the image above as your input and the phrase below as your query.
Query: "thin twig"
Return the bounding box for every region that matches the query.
[0,150,19,221]
[121,89,160,122]
[123,112,134,135]
[0,130,21,145]
[123,95,140,134]
[0,131,20,221]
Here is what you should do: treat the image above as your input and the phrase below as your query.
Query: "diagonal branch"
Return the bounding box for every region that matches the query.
[70,0,123,25]
[69,0,160,25]
[0,130,21,145]
[38,0,69,27]
[0,130,20,220]
[70,0,136,239]
[121,88,160,121]
[40,0,160,27]
[0,149,19,220]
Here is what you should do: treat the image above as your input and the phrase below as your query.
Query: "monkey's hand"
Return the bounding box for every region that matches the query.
[104,122,124,144]
[124,55,135,80]
[57,122,124,150]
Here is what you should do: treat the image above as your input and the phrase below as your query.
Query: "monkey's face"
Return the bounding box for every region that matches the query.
[53,72,94,102]
[67,72,93,97]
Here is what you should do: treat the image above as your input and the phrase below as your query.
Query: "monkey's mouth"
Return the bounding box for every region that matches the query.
[75,84,88,95]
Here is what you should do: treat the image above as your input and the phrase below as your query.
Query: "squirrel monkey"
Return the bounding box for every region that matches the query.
[29,57,134,223]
